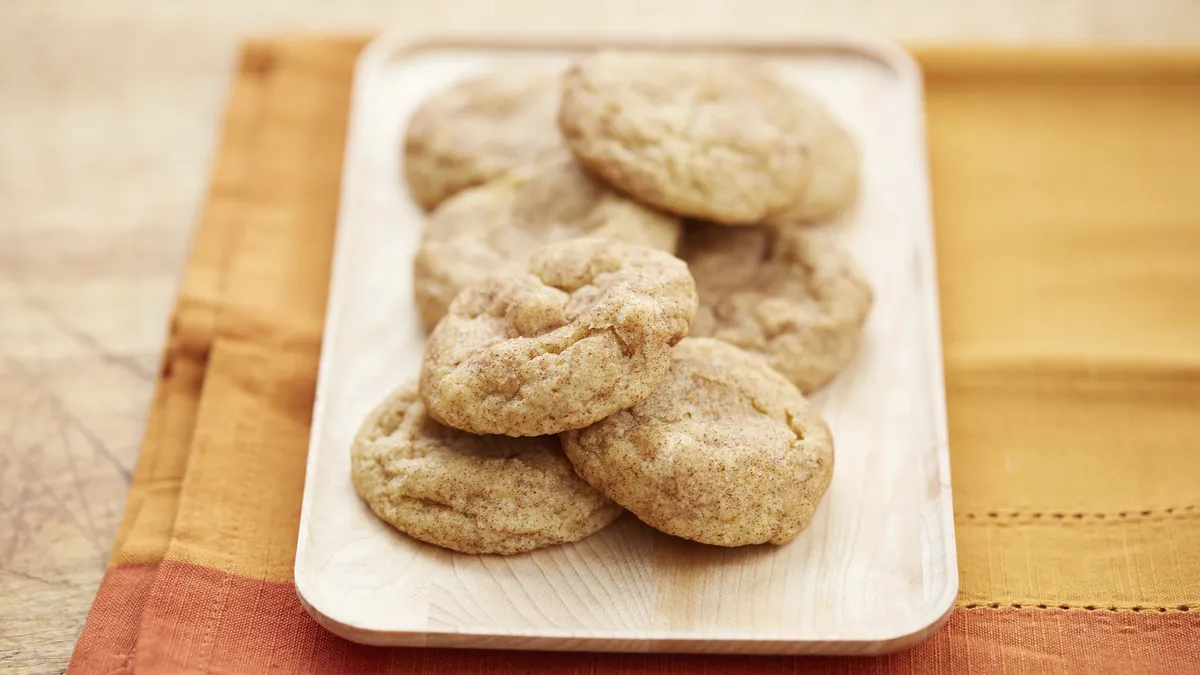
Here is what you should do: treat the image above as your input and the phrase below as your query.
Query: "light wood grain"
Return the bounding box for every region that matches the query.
[4,1,1199,672]
[295,32,954,655]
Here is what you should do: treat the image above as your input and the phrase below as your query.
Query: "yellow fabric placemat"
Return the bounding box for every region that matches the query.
[921,49,1200,609]
[68,39,1200,674]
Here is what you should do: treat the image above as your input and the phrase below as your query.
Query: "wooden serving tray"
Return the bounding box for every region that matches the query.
[295,30,956,655]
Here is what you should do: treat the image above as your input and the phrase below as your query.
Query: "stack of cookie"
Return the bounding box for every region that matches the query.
[351,50,873,556]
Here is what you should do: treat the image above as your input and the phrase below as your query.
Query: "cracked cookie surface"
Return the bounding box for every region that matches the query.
[351,381,622,555]
[768,93,861,225]
[559,51,814,226]
[682,222,873,393]
[420,238,697,437]
[561,338,834,547]
[403,70,563,210]
[413,153,681,333]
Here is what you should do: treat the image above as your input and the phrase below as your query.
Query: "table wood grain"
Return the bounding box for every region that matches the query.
[2,1,1198,672]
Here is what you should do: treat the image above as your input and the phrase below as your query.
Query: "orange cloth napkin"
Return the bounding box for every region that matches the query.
[68,37,1200,674]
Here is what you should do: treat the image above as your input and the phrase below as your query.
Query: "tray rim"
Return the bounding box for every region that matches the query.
[295,26,957,656]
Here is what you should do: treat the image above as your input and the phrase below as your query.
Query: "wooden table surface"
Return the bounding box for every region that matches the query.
[1,1,1197,672]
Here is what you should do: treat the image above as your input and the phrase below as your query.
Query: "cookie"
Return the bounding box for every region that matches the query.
[413,153,682,333]
[559,50,813,226]
[768,94,861,225]
[403,70,562,210]
[351,382,622,555]
[561,337,834,547]
[420,238,697,437]
[682,222,873,393]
